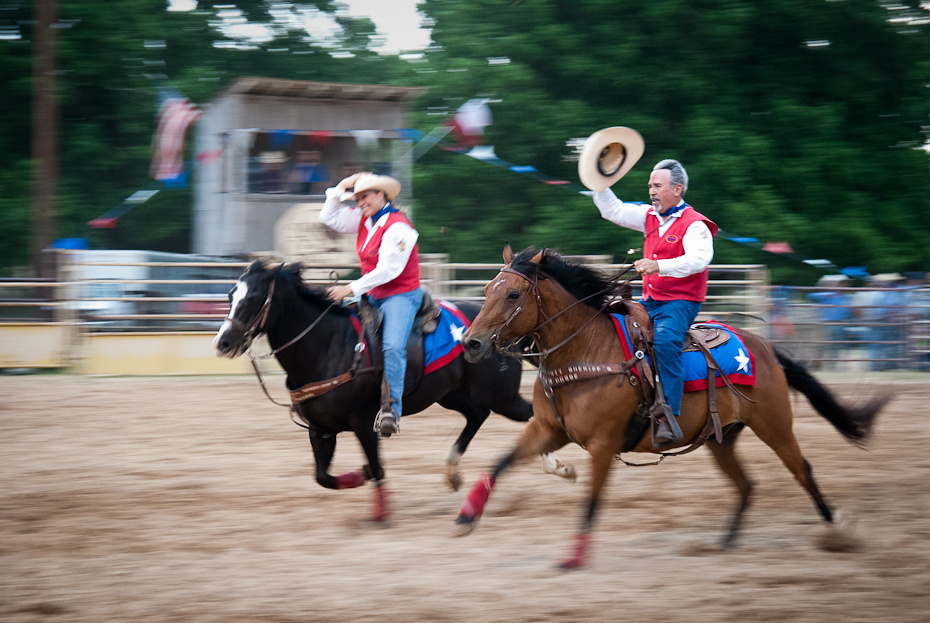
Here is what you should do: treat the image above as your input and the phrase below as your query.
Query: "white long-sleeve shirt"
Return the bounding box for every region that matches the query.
[592,188,714,278]
[319,187,419,297]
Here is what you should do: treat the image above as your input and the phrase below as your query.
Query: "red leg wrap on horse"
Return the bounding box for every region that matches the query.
[460,473,496,520]
[335,470,366,489]
[371,484,390,522]
[560,533,591,569]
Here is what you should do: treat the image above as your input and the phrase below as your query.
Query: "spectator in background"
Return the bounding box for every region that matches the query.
[257,151,288,193]
[338,161,363,180]
[862,274,906,370]
[288,150,331,194]
[902,271,930,370]
[769,285,796,341]
[808,275,854,365]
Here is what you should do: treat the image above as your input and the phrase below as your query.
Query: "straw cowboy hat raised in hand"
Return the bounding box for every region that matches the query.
[577,126,645,191]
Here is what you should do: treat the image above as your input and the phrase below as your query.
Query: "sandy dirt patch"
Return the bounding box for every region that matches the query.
[1,373,928,622]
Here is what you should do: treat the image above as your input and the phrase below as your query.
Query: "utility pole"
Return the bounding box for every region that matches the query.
[31,0,58,277]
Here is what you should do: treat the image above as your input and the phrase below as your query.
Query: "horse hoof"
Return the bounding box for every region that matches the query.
[562,466,578,483]
[446,473,463,492]
[451,516,477,538]
[558,533,589,569]
[817,511,861,552]
[558,558,585,570]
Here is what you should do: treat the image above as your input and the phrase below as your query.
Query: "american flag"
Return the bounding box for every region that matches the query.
[150,95,202,181]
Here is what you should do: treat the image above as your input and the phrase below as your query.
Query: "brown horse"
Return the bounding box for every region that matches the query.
[454,246,888,568]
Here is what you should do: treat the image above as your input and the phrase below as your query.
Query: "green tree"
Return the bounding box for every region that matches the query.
[0,0,414,274]
[413,0,930,279]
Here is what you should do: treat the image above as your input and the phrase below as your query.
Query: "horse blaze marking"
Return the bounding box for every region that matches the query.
[218,280,249,338]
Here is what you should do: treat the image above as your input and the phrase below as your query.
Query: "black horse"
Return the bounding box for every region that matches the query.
[213,261,575,522]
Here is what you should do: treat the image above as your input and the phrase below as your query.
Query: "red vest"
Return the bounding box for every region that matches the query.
[357,211,420,299]
[641,206,717,302]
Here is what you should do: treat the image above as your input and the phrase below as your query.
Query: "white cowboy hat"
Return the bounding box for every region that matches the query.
[577,126,645,191]
[341,174,402,202]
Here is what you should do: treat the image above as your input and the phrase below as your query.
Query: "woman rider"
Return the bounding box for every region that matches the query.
[319,172,423,438]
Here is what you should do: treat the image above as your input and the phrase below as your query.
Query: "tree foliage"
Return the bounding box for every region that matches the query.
[2,0,930,283]
[412,0,930,279]
[0,0,412,274]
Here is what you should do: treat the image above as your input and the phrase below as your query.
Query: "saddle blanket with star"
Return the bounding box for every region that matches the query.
[424,301,471,374]
[611,315,756,392]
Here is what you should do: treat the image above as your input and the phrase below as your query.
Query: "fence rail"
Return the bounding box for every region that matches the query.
[2,250,928,373]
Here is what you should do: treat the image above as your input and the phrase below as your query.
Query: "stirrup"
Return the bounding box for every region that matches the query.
[374,409,399,437]
[650,372,684,446]
[649,401,683,447]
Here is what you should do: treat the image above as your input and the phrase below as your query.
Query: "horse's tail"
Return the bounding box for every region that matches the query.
[776,350,890,446]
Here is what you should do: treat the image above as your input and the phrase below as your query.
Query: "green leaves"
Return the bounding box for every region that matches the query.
[4,0,930,282]
[412,0,930,280]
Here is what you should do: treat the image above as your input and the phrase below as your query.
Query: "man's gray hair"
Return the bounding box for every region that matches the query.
[653,159,688,195]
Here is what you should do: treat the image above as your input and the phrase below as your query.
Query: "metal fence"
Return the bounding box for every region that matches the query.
[764,284,930,372]
[2,249,927,371]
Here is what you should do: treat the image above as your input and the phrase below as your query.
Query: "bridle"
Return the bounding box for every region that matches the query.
[224,279,276,352]
[488,262,637,448]
[224,272,345,417]
[491,264,633,359]
[489,267,539,346]
[225,276,336,359]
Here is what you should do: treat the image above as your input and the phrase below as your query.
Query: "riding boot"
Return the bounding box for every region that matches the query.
[374,379,399,438]
[375,408,399,438]
[651,375,683,447]
[653,414,677,445]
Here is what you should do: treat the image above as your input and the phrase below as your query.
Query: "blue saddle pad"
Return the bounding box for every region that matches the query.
[424,301,471,374]
[611,315,755,392]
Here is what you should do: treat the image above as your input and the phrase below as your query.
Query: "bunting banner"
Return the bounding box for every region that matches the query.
[430,142,861,278]
[88,189,161,229]
[445,98,492,148]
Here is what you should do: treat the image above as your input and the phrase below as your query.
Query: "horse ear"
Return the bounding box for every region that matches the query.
[530,249,545,264]
[503,242,514,265]
[246,260,264,273]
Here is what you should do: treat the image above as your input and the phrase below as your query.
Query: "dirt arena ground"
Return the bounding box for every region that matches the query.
[2,371,929,622]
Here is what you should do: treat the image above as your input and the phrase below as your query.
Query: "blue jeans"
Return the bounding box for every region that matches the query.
[640,298,702,417]
[371,287,423,417]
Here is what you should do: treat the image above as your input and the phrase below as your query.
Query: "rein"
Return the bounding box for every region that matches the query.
[228,275,377,419]
[493,263,639,446]
[494,261,732,464]
[497,266,629,359]
[250,300,336,360]
[225,280,275,347]
[245,296,341,411]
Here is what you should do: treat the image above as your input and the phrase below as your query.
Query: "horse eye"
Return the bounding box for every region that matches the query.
[507,290,521,300]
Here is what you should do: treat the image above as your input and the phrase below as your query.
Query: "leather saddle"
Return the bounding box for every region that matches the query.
[355,287,444,397]
[683,323,730,352]
[606,298,730,453]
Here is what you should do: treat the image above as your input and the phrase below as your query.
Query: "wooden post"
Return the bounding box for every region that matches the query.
[31,0,58,278]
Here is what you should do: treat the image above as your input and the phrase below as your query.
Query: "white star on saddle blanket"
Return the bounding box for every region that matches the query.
[450,323,466,343]
[734,348,750,373]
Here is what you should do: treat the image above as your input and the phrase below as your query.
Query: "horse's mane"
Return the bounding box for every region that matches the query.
[511,247,620,311]
[274,262,353,316]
